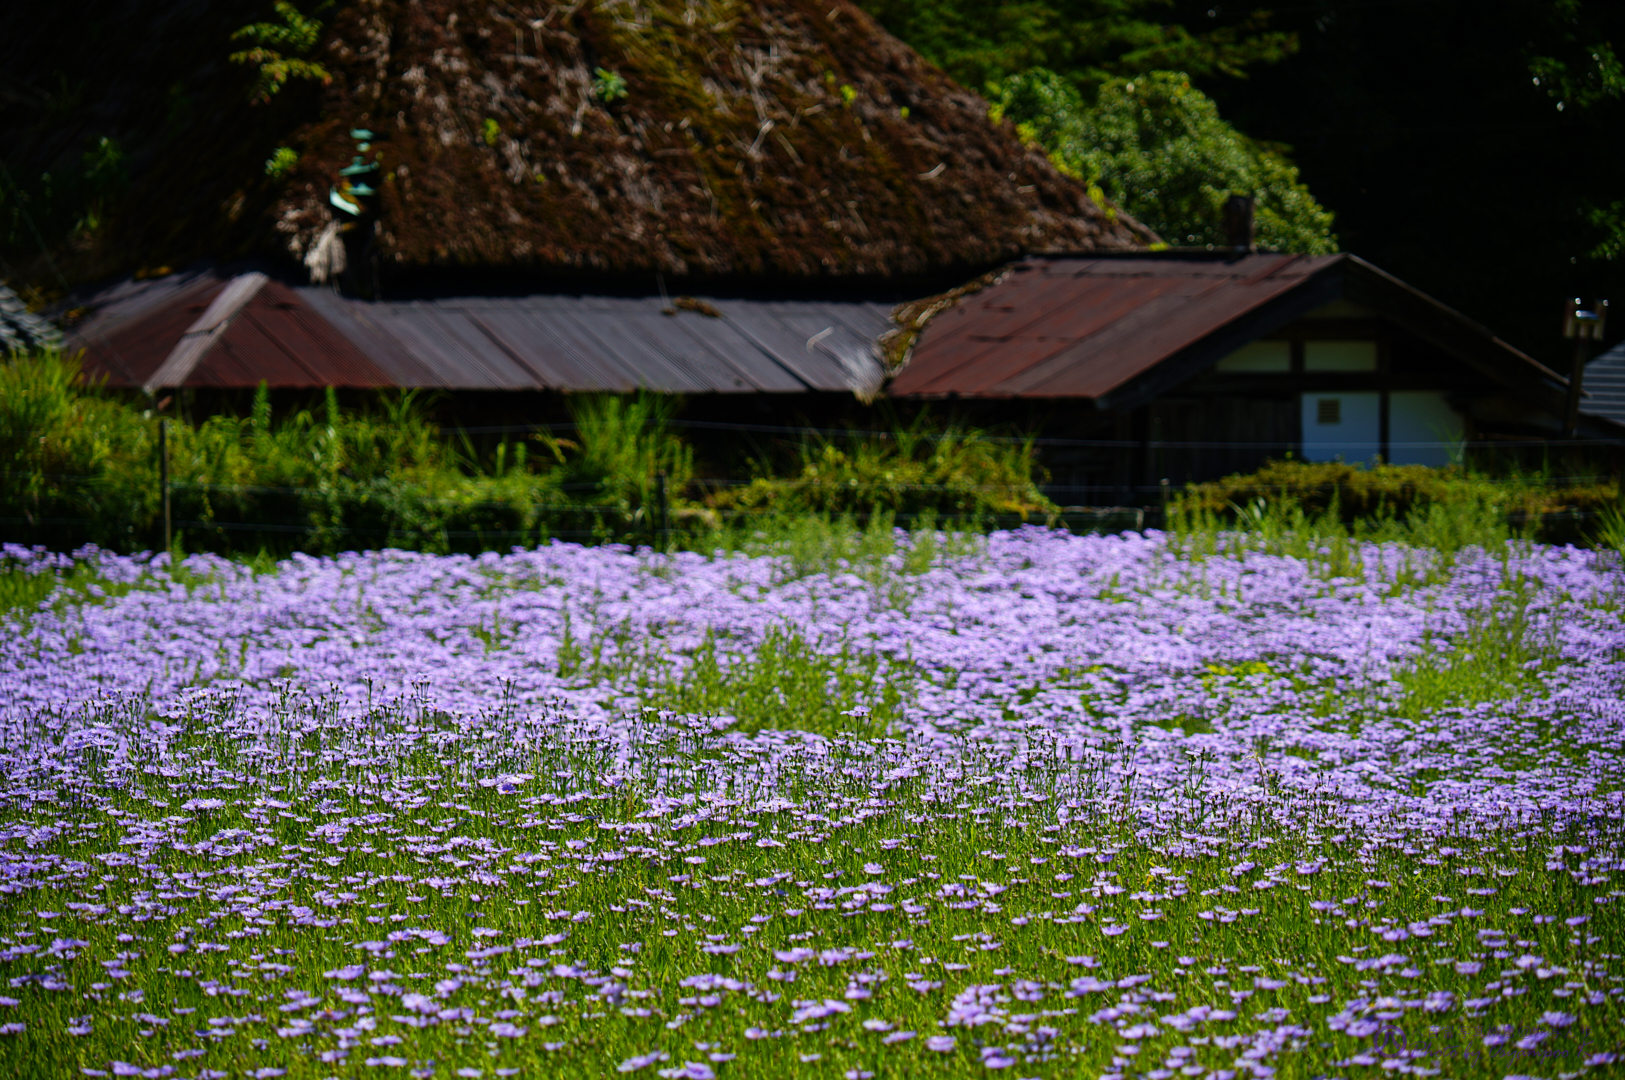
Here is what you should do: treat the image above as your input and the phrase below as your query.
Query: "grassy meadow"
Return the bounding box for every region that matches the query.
[0,515,1620,1080]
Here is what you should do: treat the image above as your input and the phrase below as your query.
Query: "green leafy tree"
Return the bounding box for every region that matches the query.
[230,1,332,104]
[993,69,1336,253]
[856,0,1295,99]
[1526,0,1625,259]
[1528,0,1623,112]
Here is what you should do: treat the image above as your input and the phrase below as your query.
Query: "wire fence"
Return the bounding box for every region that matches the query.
[6,415,1625,450]
[2,467,1621,495]
[5,413,1623,555]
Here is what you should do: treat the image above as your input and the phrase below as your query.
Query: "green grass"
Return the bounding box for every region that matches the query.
[0,519,1621,1079]
[0,353,1053,558]
[0,709,1616,1079]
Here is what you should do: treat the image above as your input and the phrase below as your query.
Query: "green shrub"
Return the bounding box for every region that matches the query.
[0,350,154,546]
[0,356,1052,555]
[1172,458,1621,549]
[991,69,1337,253]
[707,415,1053,522]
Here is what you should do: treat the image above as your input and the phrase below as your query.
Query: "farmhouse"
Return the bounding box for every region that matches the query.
[21,0,1619,509]
[63,247,1617,506]
[887,250,1622,501]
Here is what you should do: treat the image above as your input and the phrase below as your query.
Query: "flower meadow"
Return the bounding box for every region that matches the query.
[0,527,1622,1080]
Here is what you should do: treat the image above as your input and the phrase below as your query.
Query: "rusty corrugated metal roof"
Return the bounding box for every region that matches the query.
[65,270,893,395]
[70,270,229,388]
[191,280,393,390]
[889,253,1342,400]
[300,291,892,395]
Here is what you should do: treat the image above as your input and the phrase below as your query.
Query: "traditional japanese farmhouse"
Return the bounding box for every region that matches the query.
[14,2,1619,508]
[884,251,1621,500]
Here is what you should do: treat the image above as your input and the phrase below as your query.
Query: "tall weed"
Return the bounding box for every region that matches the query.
[0,350,153,544]
[707,411,1053,521]
[552,392,693,515]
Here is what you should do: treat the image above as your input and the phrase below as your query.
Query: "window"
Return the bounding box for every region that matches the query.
[1304,341,1378,372]
[1215,340,1291,372]
[1316,398,1341,424]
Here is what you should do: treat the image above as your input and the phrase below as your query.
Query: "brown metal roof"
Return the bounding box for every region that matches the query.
[293,291,895,395]
[191,281,393,390]
[889,253,1341,399]
[70,271,391,392]
[71,271,228,388]
[888,252,1570,409]
[66,270,892,395]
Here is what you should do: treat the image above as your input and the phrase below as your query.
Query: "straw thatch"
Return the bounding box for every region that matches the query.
[1,0,1156,286]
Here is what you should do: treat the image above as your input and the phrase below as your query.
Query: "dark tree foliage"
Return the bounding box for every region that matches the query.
[854,0,1295,97]
[993,68,1336,252]
[1184,0,1625,367]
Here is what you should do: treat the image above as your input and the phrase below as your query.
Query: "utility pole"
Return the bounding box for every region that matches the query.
[158,417,172,553]
[1562,298,1608,438]
[656,470,670,551]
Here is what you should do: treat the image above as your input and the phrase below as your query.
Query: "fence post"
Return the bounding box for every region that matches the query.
[1159,477,1170,527]
[1618,438,1625,513]
[159,418,172,553]
[656,470,670,551]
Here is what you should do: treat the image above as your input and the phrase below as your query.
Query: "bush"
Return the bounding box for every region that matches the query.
[0,355,1055,554]
[1172,458,1622,548]
[0,350,153,547]
[705,416,1055,523]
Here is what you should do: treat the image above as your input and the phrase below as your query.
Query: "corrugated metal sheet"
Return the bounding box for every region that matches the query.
[302,291,893,395]
[194,281,393,389]
[143,273,270,392]
[1582,341,1625,426]
[66,270,891,395]
[890,253,1340,399]
[69,271,228,386]
[1,284,63,354]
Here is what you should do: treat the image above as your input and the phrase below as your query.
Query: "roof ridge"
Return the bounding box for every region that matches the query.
[143,273,268,394]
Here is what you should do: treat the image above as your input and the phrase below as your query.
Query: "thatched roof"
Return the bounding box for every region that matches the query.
[1,0,1155,287]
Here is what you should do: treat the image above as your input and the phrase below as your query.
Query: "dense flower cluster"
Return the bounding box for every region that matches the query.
[0,530,1620,1078]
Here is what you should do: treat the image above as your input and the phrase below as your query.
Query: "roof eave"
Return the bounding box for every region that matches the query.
[1339,255,1569,401]
[1090,257,1350,413]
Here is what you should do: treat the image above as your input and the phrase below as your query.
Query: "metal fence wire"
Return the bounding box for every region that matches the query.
[4,415,1622,551]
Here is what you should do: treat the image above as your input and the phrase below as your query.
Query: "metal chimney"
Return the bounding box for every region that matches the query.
[1223,194,1255,253]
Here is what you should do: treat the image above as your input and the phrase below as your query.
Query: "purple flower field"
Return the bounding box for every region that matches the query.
[0,528,1621,1079]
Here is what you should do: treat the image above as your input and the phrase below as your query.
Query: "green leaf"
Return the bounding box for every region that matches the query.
[265,147,300,179]
[992,68,1336,253]
[229,3,330,103]
[592,67,628,103]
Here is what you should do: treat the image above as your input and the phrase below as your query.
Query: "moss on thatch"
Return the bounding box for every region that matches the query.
[2,0,1156,287]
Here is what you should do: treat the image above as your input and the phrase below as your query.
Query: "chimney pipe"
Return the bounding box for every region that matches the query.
[1223,194,1255,253]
